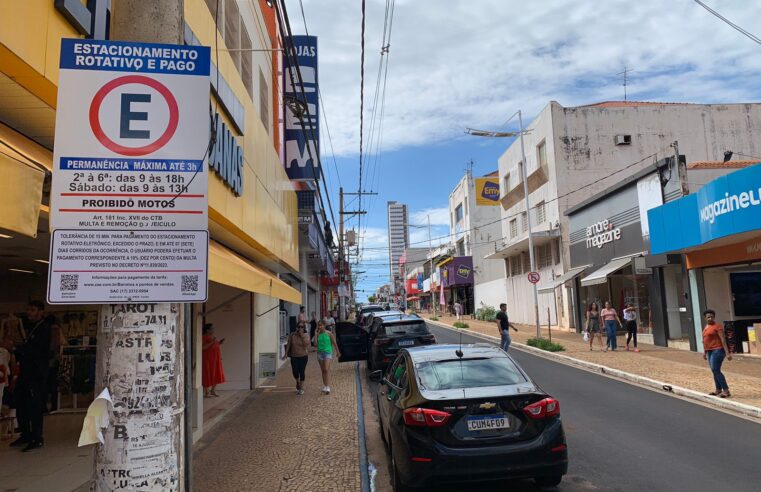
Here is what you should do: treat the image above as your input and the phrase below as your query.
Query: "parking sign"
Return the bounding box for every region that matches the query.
[48,39,211,304]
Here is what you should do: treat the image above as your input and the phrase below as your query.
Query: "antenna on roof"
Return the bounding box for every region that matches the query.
[617,66,634,102]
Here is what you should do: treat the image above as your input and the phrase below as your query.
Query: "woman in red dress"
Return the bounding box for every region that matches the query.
[202,323,225,397]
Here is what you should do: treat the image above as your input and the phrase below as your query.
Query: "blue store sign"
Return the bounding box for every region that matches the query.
[648,162,761,254]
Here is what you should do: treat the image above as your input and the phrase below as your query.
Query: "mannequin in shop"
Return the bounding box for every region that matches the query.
[10,301,51,451]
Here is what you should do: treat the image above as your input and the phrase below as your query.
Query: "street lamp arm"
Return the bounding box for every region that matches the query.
[465,128,532,138]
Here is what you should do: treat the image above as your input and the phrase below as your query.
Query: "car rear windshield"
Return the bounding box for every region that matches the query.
[384,322,428,335]
[415,357,526,390]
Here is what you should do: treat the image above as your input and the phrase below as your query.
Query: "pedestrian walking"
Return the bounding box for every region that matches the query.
[585,302,604,351]
[284,322,310,395]
[297,306,307,325]
[202,323,226,398]
[495,303,518,352]
[454,300,463,321]
[702,310,732,398]
[623,303,639,352]
[309,311,318,347]
[10,301,51,452]
[601,301,622,351]
[315,321,341,394]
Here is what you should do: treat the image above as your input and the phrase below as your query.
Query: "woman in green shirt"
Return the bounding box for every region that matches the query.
[315,321,341,394]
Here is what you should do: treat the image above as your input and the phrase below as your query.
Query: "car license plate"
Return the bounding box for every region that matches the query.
[467,415,509,431]
[398,339,414,347]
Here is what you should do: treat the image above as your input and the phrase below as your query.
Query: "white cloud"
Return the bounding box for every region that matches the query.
[293,0,761,156]
[410,206,450,228]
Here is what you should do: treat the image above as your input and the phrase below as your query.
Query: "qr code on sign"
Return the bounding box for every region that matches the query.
[60,274,79,291]
[181,275,199,293]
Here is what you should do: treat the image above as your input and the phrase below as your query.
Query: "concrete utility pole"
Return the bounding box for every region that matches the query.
[339,187,345,321]
[95,2,189,491]
[517,110,541,339]
[428,214,437,318]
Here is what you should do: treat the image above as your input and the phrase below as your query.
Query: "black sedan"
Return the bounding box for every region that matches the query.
[369,344,568,491]
[334,314,435,371]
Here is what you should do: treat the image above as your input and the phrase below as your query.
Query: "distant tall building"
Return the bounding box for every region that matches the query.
[387,201,409,294]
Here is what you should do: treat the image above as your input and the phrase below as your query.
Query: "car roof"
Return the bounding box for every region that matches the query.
[404,343,505,363]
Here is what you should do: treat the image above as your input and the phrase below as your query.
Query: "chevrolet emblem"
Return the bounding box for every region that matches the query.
[479,402,496,410]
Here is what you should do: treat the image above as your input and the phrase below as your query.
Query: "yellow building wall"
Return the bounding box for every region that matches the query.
[0,0,80,107]
[186,0,299,271]
[0,0,299,272]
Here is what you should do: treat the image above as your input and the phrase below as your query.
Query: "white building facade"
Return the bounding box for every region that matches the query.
[448,171,504,310]
[387,201,410,293]
[479,100,761,330]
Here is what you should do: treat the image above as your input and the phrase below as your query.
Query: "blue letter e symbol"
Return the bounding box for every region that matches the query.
[120,93,151,139]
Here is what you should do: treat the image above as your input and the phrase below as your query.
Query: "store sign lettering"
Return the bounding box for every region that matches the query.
[457,265,471,278]
[586,219,622,249]
[55,0,111,40]
[209,117,243,196]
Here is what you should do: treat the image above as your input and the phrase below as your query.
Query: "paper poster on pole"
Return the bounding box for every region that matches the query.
[48,39,210,304]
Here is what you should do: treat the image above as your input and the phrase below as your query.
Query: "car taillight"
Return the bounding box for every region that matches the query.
[374,338,391,346]
[403,407,451,427]
[420,334,436,343]
[523,398,560,419]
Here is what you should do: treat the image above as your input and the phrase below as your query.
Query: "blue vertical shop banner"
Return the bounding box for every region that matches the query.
[284,35,319,180]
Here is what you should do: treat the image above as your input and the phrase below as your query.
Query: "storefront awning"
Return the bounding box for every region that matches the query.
[580,257,632,287]
[209,241,302,304]
[537,265,590,293]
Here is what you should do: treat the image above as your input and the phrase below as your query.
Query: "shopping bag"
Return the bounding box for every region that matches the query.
[583,331,589,342]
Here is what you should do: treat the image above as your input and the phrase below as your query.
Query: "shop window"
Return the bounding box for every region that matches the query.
[259,69,270,133]
[241,24,254,99]
[535,201,546,224]
[509,219,518,239]
[225,0,241,71]
[536,243,552,269]
[521,211,528,232]
[537,139,548,168]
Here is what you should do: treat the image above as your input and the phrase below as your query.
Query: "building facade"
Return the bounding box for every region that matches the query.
[387,201,409,293]
[0,1,305,488]
[480,100,761,330]
[448,170,503,311]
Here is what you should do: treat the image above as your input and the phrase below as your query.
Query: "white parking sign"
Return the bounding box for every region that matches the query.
[48,39,211,304]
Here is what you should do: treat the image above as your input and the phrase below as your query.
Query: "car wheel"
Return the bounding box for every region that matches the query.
[378,402,388,451]
[391,452,415,492]
[534,475,563,488]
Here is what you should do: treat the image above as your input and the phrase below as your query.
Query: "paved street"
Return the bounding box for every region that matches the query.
[422,323,761,492]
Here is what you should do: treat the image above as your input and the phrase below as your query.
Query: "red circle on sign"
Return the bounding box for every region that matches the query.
[88,75,179,156]
[527,271,541,284]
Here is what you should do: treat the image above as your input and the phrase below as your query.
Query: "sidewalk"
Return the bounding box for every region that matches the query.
[429,313,761,409]
[193,353,362,491]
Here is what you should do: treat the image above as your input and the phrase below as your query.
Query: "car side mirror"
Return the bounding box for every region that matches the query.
[368,370,383,382]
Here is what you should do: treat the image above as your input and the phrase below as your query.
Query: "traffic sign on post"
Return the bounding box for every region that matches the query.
[527,271,541,284]
[48,39,211,304]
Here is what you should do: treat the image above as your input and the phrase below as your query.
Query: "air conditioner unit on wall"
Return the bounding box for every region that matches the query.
[614,134,632,145]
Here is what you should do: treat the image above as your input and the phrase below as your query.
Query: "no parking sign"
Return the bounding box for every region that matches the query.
[48,39,211,304]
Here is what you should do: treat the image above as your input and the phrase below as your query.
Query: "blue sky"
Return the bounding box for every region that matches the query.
[289,0,761,299]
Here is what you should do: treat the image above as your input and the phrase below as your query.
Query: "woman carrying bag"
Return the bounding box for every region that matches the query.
[284,322,310,395]
[585,302,604,351]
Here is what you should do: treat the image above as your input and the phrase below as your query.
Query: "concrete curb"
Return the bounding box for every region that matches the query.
[426,319,761,421]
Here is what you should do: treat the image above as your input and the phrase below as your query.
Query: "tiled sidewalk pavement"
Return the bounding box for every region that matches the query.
[430,313,761,409]
[193,354,361,491]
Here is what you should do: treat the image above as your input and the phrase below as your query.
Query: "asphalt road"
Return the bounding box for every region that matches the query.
[411,323,761,491]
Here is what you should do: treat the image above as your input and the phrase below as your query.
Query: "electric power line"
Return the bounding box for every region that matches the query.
[692,0,761,45]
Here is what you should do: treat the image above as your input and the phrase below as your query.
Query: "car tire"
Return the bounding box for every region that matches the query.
[378,402,388,451]
[391,452,415,492]
[534,475,563,488]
